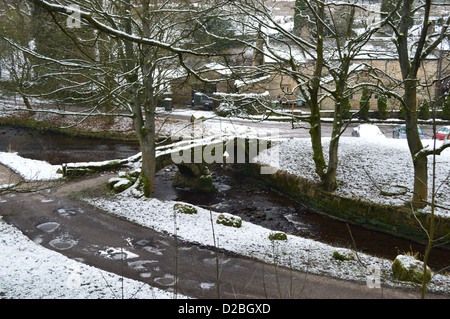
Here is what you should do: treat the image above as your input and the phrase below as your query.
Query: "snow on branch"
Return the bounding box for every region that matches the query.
[29,0,214,57]
[414,141,450,163]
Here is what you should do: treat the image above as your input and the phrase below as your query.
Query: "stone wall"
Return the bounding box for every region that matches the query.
[252,165,450,245]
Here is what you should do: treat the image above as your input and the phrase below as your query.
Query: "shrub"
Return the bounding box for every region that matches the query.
[377,94,389,120]
[359,87,371,120]
[216,214,242,228]
[418,100,431,120]
[269,232,288,241]
[442,95,450,120]
[173,203,198,215]
[341,98,351,119]
[398,104,406,119]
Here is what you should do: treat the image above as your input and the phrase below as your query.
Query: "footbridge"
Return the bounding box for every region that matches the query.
[60,135,278,192]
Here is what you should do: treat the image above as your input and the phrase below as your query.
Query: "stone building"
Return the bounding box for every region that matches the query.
[169,1,449,111]
[169,63,236,108]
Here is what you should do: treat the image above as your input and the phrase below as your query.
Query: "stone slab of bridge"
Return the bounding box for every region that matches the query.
[61,135,275,193]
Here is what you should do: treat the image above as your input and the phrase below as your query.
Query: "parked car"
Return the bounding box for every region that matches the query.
[352,124,385,138]
[434,126,450,142]
[392,125,426,139]
[192,92,213,110]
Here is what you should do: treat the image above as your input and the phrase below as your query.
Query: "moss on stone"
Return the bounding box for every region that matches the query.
[269,232,288,241]
[392,254,431,284]
[106,170,141,193]
[111,178,133,193]
[332,250,354,261]
[216,214,242,228]
[173,203,198,215]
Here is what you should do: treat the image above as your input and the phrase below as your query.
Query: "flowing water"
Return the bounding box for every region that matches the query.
[1,125,448,270]
[0,125,139,164]
[153,165,450,271]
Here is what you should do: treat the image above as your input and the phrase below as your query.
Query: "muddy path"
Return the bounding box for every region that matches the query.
[0,169,447,299]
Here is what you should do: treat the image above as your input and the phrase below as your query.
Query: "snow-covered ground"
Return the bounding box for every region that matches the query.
[0,152,61,181]
[258,136,450,218]
[1,125,449,297]
[84,189,450,295]
[0,217,182,299]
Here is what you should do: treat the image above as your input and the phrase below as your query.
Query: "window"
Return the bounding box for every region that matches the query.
[281,85,291,93]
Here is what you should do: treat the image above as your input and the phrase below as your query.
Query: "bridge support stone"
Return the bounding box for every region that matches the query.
[172,163,217,193]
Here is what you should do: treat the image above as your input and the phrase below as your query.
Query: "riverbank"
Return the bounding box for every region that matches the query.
[0,112,138,141]
[256,137,450,245]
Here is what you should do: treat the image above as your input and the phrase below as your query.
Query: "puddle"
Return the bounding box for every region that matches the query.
[202,257,231,265]
[33,235,44,244]
[139,273,152,278]
[154,274,176,286]
[36,222,60,233]
[200,282,215,290]
[57,207,84,218]
[49,237,78,250]
[135,239,152,246]
[128,260,157,271]
[99,247,139,260]
[142,246,164,256]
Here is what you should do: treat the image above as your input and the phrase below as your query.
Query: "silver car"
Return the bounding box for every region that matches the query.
[392,125,426,139]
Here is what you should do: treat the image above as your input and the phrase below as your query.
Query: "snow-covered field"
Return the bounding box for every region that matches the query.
[258,136,450,218]
[1,126,449,297]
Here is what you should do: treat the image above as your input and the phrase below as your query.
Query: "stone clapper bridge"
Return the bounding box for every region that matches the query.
[59,135,278,193]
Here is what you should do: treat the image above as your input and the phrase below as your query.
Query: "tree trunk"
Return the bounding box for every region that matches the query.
[323,136,339,191]
[404,81,428,208]
[322,99,345,192]
[139,127,156,197]
[308,2,327,181]
[21,94,35,117]
[412,156,428,208]
[309,104,326,180]
[404,83,428,207]
[131,88,156,198]
[141,66,157,197]
[137,0,157,197]
[395,0,430,209]
[321,59,349,192]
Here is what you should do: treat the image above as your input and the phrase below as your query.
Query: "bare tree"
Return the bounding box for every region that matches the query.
[386,0,450,208]
[211,0,393,191]
[2,0,223,197]
[0,0,36,113]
